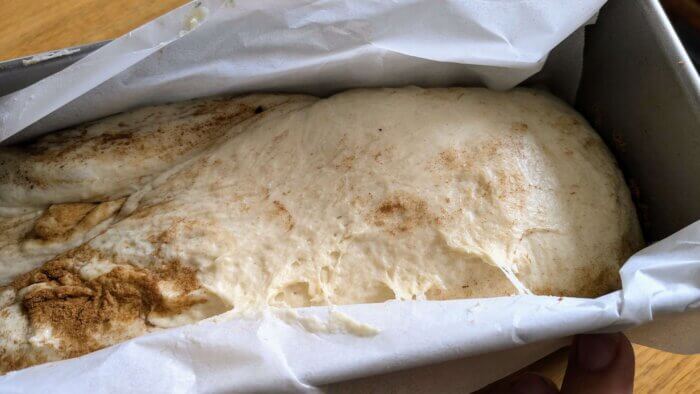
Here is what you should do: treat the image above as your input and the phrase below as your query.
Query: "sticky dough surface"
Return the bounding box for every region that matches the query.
[0,87,642,373]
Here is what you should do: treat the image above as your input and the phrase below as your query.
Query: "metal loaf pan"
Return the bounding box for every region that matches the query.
[0,1,697,240]
[578,0,700,242]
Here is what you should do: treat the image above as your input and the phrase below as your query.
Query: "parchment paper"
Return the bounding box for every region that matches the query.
[1,1,699,392]
[1,0,603,143]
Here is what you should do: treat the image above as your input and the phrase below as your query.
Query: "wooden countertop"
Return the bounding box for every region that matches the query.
[1,1,698,392]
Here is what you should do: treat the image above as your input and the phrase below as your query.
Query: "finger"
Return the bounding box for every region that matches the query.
[560,333,635,394]
[476,372,559,394]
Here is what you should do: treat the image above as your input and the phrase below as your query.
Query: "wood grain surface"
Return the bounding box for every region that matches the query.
[1,1,698,393]
[0,0,189,61]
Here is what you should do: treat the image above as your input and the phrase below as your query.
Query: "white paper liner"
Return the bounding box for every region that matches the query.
[0,0,604,143]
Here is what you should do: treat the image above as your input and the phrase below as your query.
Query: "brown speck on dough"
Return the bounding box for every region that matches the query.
[372,192,434,234]
[272,130,289,145]
[583,137,598,149]
[272,200,295,231]
[335,155,355,171]
[439,149,458,168]
[255,106,265,114]
[511,122,529,133]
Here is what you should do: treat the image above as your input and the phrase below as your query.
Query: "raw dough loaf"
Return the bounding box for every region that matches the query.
[0,87,642,373]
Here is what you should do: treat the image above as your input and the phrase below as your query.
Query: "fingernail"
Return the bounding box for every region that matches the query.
[510,373,558,394]
[575,333,620,371]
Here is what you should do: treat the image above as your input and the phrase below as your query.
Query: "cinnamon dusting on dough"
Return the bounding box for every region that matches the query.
[5,247,202,372]
[373,193,433,234]
[272,200,295,231]
[32,203,97,240]
[26,199,125,244]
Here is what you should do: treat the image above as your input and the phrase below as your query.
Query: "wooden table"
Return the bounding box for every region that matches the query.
[1,1,698,392]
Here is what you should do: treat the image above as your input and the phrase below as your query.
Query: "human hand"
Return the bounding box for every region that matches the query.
[477,333,635,394]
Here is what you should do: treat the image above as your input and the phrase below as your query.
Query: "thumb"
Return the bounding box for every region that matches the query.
[560,333,635,394]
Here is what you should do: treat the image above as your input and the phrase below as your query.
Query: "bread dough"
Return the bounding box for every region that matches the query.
[0,94,311,282]
[0,87,642,373]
